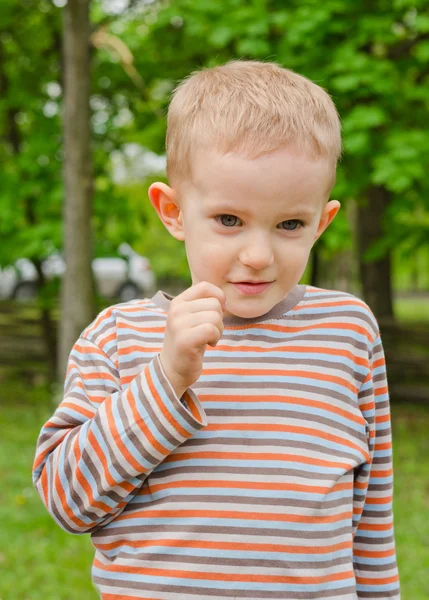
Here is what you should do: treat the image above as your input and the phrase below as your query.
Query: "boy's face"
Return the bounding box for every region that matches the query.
[149,147,340,319]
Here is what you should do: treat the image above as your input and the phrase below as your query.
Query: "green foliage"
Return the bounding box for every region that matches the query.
[1,0,429,284]
[117,178,191,280]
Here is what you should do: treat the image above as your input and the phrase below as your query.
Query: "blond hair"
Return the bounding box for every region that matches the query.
[166,59,342,191]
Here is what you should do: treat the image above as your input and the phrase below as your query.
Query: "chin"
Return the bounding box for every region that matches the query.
[227,304,268,319]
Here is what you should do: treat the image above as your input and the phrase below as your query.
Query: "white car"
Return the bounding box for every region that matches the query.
[0,244,156,302]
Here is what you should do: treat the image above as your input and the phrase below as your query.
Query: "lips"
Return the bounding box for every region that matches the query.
[232,281,273,295]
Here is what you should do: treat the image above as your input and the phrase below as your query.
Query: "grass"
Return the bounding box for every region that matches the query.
[1,381,429,599]
[394,296,429,323]
[0,384,97,600]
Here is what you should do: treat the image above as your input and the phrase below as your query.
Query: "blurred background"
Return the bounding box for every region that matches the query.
[0,0,428,598]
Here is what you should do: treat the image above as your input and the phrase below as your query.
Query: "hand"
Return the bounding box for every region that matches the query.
[159,281,226,399]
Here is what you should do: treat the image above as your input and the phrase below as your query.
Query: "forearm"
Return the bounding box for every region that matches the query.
[32,354,207,533]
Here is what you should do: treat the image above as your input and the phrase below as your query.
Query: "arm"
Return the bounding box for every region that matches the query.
[353,332,400,599]
[32,336,207,534]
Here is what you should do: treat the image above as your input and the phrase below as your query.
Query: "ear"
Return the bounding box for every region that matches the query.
[148,182,185,241]
[313,200,341,243]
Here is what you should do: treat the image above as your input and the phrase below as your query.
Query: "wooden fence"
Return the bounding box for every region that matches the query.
[0,300,428,404]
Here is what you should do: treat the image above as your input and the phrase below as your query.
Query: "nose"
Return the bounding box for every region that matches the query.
[238,235,274,270]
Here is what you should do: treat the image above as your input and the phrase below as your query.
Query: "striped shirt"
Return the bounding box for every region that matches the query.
[32,284,400,599]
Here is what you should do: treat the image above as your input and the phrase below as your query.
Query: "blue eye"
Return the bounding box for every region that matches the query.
[215,215,240,227]
[214,215,304,230]
[280,220,304,231]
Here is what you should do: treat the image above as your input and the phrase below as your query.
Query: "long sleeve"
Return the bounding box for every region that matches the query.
[32,336,207,534]
[352,332,400,598]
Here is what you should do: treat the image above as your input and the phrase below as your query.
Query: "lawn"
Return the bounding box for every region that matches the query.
[394,296,429,323]
[1,380,428,599]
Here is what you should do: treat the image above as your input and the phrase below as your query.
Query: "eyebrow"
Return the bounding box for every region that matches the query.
[207,204,318,219]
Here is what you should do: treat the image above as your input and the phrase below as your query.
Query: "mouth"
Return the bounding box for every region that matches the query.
[231,281,273,295]
[232,279,274,284]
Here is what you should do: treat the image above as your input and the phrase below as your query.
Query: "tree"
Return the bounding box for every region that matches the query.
[59,0,96,382]
[122,0,429,320]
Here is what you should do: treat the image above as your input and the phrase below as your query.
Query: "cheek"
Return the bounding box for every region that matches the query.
[281,239,311,262]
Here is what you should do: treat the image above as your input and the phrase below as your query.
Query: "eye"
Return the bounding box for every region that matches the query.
[214,214,241,227]
[279,220,304,231]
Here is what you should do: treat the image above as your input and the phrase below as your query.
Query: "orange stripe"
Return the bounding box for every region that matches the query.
[356,522,393,531]
[60,401,95,420]
[163,450,353,470]
[224,320,372,339]
[364,496,392,504]
[117,320,372,340]
[355,574,399,585]
[116,508,352,524]
[103,392,150,474]
[376,413,391,424]
[70,432,113,514]
[370,469,392,478]
[205,423,369,458]
[53,451,89,530]
[375,441,391,450]
[183,391,202,421]
[102,595,158,600]
[85,308,114,335]
[98,332,117,352]
[96,538,352,554]
[73,371,117,384]
[200,393,368,426]
[373,357,386,369]
[118,322,165,332]
[120,344,163,356]
[139,479,353,495]
[353,547,396,558]
[374,385,388,396]
[124,383,170,458]
[87,429,134,495]
[294,299,369,309]
[202,368,359,393]
[39,467,49,506]
[212,343,369,363]
[146,363,193,440]
[74,341,109,356]
[93,558,354,584]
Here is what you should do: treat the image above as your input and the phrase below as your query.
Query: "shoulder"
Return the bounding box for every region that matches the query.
[78,293,167,352]
[298,285,380,342]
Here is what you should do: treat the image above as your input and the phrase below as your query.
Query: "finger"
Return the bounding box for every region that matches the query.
[191,322,223,348]
[174,311,223,337]
[186,297,225,314]
[177,281,226,310]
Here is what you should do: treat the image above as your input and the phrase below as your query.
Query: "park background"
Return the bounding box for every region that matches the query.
[0,0,428,598]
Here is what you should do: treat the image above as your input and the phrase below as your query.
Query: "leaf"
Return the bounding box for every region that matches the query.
[208,26,234,48]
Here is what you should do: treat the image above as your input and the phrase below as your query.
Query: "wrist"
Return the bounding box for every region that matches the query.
[158,352,187,400]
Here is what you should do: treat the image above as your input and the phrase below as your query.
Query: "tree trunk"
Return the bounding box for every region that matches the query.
[58,0,96,383]
[357,185,394,322]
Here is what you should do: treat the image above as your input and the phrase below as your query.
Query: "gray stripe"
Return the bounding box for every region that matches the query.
[354,534,395,545]
[103,524,352,539]
[72,354,119,379]
[130,494,349,510]
[205,408,368,441]
[148,465,354,481]
[358,589,400,598]
[113,551,352,569]
[93,575,358,599]
[184,437,362,462]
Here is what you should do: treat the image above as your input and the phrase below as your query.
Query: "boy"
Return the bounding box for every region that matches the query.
[33,60,400,599]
